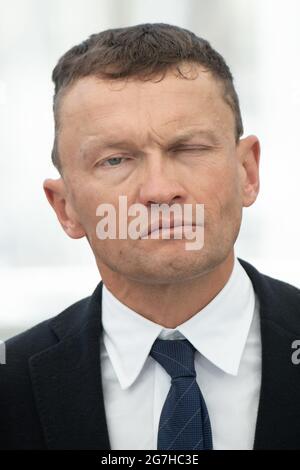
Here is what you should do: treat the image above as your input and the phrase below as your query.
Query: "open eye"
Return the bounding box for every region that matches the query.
[104,157,124,166]
[98,156,131,167]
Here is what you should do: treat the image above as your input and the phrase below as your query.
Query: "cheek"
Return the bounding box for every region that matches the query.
[200,166,241,220]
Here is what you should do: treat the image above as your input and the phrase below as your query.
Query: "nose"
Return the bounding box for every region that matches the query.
[138,153,188,206]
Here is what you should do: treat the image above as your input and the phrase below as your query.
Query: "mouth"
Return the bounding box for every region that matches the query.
[140,221,198,239]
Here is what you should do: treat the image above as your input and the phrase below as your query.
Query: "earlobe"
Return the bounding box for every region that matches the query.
[43,178,86,239]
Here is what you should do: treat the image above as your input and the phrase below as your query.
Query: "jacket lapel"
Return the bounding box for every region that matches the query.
[29,281,111,450]
[238,258,300,449]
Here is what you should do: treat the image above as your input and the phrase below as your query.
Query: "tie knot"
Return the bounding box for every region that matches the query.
[150,338,196,379]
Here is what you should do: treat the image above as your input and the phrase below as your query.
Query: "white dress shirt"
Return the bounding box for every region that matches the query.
[100,256,262,450]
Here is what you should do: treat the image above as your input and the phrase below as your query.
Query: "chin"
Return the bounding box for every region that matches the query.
[127,258,207,284]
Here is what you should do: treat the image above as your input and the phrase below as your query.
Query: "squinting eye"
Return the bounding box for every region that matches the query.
[175,147,209,152]
[101,157,127,167]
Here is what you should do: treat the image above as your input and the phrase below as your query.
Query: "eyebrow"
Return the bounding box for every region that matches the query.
[80,128,221,157]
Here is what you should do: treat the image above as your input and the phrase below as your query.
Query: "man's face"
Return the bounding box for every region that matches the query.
[46,65,259,284]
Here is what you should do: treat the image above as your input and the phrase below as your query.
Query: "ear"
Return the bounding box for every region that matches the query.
[43,178,86,239]
[237,135,261,208]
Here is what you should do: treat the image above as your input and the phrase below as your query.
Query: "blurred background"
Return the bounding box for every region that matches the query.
[0,0,299,340]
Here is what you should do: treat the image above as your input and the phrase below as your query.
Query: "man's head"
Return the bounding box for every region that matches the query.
[44,23,260,285]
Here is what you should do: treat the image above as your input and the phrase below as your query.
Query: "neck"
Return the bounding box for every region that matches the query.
[98,250,235,329]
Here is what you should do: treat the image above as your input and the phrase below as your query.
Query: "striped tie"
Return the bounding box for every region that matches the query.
[150,338,213,450]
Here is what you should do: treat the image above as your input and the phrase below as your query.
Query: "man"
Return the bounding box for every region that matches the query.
[0,23,299,450]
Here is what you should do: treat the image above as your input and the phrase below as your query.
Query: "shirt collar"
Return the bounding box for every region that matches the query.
[101,256,256,390]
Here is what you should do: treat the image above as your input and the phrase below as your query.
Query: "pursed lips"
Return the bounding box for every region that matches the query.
[140,219,198,238]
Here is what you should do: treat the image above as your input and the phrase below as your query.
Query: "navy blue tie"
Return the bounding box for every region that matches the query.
[150,338,213,450]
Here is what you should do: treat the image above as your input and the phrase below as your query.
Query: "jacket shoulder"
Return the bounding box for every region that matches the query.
[238,257,300,333]
[1,295,92,384]
[0,295,92,449]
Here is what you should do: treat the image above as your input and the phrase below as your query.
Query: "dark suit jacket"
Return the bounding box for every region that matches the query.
[0,258,300,450]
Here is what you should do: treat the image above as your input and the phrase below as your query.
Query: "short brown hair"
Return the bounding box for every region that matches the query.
[51,22,244,173]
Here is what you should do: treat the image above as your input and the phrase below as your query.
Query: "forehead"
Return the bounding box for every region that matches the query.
[58,66,235,143]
